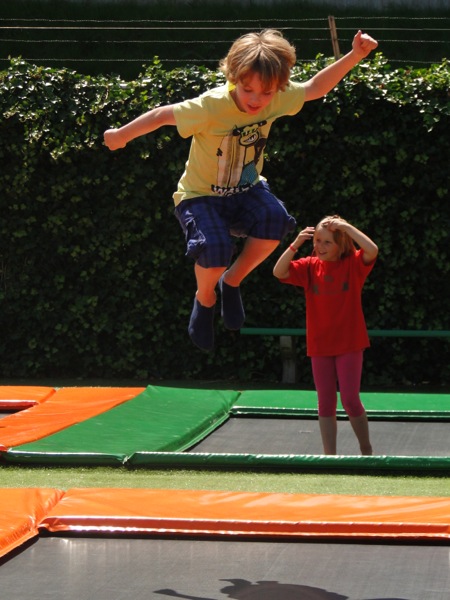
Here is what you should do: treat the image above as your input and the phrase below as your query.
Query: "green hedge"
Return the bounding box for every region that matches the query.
[0,55,449,386]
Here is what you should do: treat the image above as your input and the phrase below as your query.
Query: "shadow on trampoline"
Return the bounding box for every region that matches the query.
[155,579,409,599]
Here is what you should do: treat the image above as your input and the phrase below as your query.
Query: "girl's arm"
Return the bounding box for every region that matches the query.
[303,31,378,102]
[273,226,315,279]
[326,217,378,264]
[104,105,177,150]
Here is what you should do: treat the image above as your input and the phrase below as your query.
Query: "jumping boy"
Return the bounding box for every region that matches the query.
[104,29,378,352]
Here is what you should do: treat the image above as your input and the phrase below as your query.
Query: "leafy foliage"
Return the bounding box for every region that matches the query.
[0,55,449,386]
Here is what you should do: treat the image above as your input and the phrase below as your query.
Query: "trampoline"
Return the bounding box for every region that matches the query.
[0,385,449,600]
[1,385,449,471]
[2,536,450,600]
[190,416,450,457]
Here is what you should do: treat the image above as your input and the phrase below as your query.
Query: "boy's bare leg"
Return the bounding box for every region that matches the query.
[219,237,279,329]
[189,238,279,346]
[223,236,280,285]
[318,416,337,455]
[349,411,373,455]
[194,235,280,299]
[194,264,224,307]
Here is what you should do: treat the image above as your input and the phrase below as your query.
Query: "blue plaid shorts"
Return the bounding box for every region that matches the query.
[174,181,296,268]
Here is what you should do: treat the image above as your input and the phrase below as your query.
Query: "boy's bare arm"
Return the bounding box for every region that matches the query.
[104,105,177,150]
[303,30,378,102]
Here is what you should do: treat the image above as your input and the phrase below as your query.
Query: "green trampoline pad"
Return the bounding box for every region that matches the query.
[6,385,239,465]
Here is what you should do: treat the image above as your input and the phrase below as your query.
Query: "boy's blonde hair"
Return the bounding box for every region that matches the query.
[219,29,296,92]
[315,215,357,259]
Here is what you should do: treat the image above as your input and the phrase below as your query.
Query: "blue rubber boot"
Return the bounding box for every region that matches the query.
[218,274,245,330]
[188,297,215,352]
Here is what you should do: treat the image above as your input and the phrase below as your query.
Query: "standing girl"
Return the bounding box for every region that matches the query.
[273,215,378,455]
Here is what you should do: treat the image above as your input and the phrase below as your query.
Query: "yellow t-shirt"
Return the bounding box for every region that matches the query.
[172,80,305,206]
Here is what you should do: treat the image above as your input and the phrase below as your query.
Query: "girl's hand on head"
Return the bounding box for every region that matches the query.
[352,30,378,59]
[323,218,346,232]
[295,226,315,244]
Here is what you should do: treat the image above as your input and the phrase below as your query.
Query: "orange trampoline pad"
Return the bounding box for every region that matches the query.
[0,387,145,450]
[0,386,56,409]
[40,488,450,541]
[0,488,64,558]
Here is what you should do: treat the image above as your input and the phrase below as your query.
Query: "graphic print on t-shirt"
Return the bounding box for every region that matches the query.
[212,120,267,195]
[312,274,350,295]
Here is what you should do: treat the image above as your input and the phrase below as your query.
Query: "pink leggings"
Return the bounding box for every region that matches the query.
[311,351,365,418]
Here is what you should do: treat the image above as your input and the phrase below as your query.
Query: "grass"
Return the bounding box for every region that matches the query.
[1,465,449,497]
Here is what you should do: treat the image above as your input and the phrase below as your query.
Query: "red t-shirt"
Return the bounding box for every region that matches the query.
[280,249,376,357]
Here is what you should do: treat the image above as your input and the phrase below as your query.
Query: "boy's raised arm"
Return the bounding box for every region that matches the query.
[104,105,177,150]
[303,30,378,102]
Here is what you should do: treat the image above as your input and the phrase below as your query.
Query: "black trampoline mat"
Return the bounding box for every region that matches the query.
[191,417,450,456]
[1,537,449,600]
[0,411,14,419]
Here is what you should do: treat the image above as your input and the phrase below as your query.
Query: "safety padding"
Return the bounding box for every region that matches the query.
[0,386,56,409]
[4,386,239,465]
[233,390,450,419]
[0,488,64,558]
[39,488,450,541]
[128,451,450,472]
[0,387,145,451]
